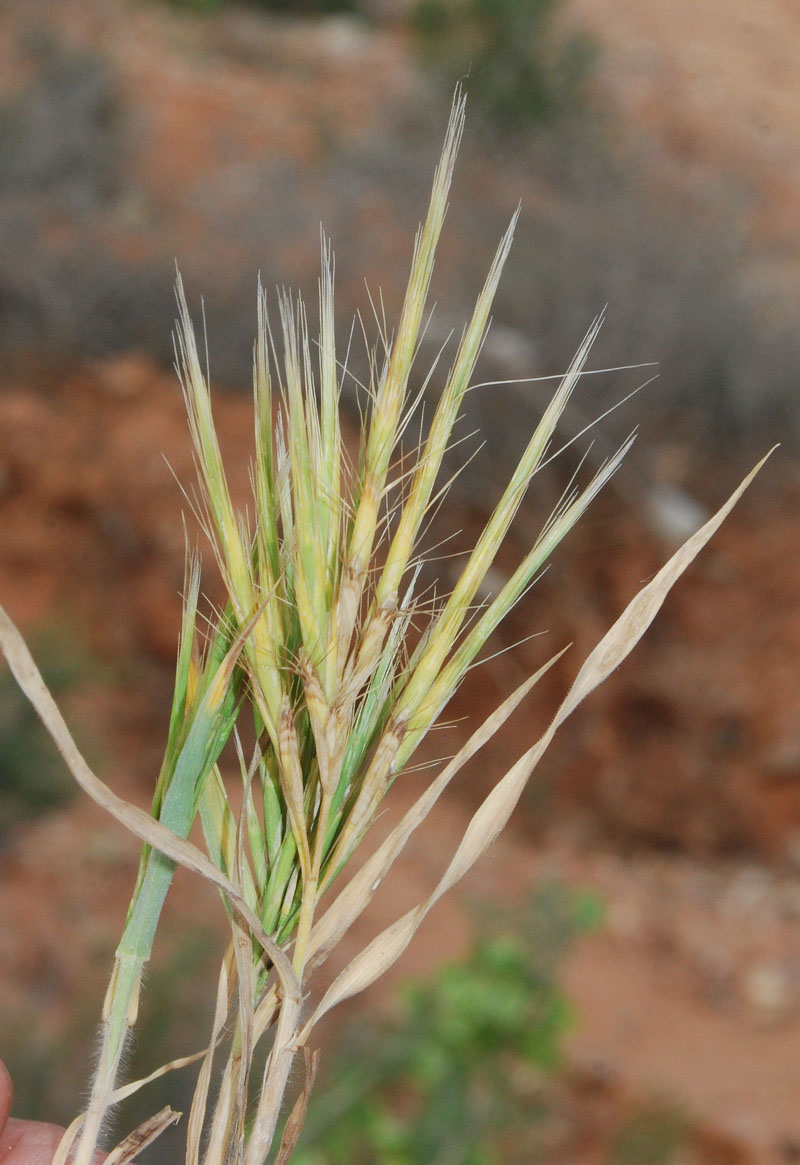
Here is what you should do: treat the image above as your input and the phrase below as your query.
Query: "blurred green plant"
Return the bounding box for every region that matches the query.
[413,0,596,129]
[161,0,360,14]
[0,633,88,834]
[610,1102,689,1165]
[292,884,602,1164]
[248,0,359,11]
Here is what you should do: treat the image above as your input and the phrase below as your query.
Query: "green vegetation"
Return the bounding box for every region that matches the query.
[611,1103,689,1165]
[162,0,359,14]
[293,886,601,1164]
[413,0,596,129]
[0,632,89,833]
[248,0,358,11]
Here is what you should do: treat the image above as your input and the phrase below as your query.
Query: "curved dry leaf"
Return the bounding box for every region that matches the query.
[110,1047,210,1107]
[274,1048,320,1165]
[51,1114,84,1165]
[301,452,772,1033]
[308,652,566,971]
[104,1107,180,1165]
[559,450,774,718]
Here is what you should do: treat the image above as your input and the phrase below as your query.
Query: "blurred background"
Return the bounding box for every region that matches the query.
[0,0,799,1160]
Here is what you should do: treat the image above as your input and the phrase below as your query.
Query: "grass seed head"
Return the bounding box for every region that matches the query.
[0,90,767,1165]
[170,95,631,929]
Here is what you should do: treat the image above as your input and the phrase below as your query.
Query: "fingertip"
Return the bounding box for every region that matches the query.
[0,1058,12,1134]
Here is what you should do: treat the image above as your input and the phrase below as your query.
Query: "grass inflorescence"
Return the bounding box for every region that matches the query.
[0,93,770,1164]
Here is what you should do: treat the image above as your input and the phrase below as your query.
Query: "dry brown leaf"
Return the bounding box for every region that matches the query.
[274,1048,321,1165]
[300,452,772,1035]
[51,1113,84,1165]
[104,1106,180,1165]
[110,1048,209,1106]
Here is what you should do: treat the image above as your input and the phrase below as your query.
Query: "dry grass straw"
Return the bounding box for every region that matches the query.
[0,93,771,1163]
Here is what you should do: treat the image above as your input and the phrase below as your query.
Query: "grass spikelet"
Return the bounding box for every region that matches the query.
[0,92,770,1164]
